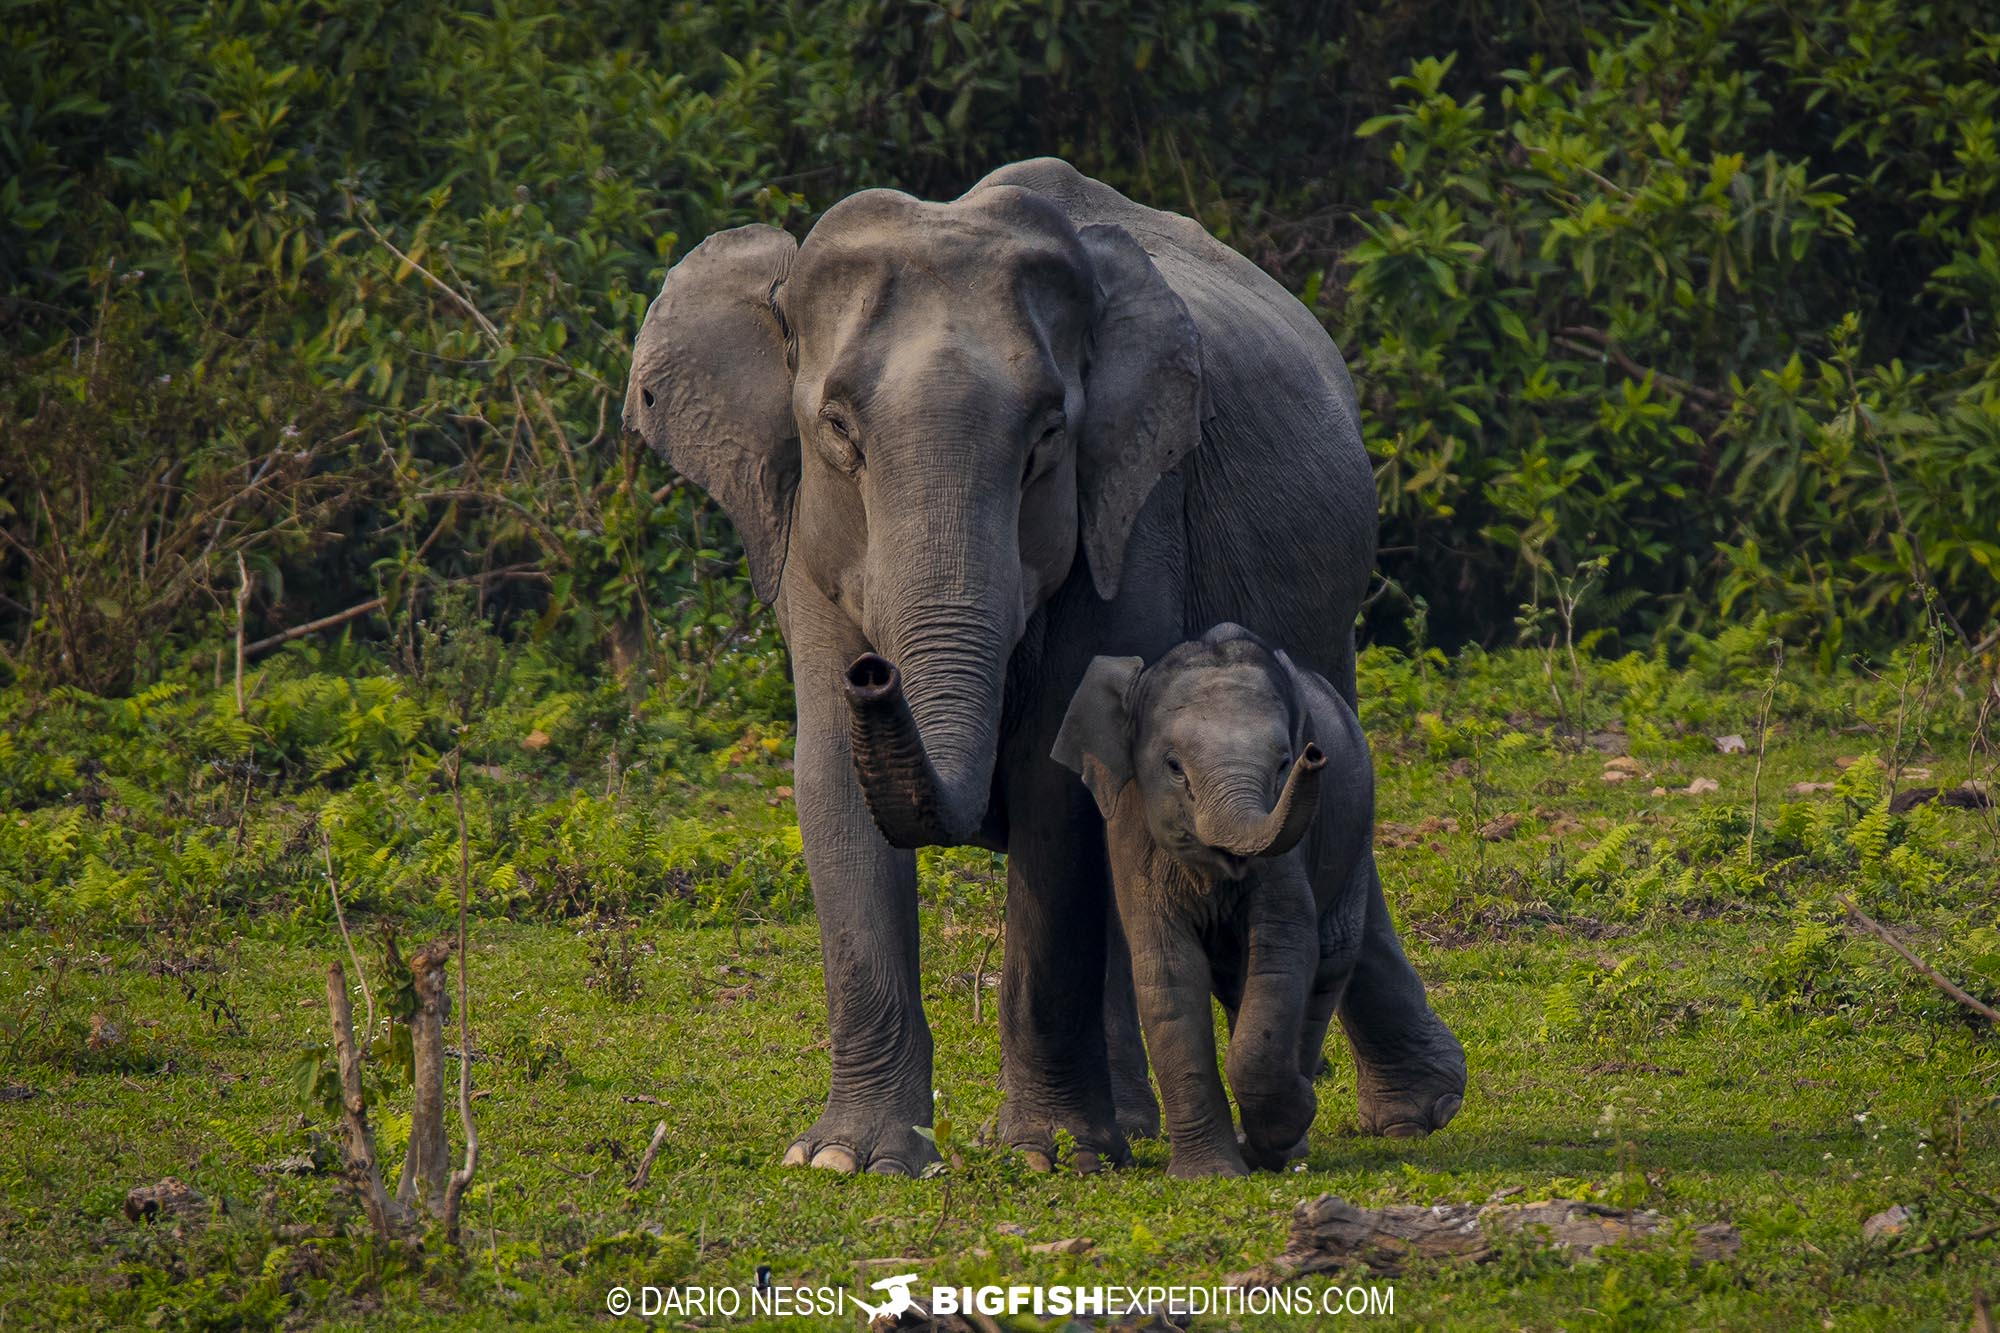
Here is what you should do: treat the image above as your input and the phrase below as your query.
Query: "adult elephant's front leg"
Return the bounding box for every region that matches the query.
[1337,852,1466,1138]
[778,586,938,1176]
[996,755,1129,1172]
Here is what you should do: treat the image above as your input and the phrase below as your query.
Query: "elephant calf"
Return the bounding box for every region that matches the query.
[1053,623,1464,1177]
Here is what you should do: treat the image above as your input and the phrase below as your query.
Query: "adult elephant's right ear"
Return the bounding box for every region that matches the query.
[625,225,800,603]
[1077,224,1206,603]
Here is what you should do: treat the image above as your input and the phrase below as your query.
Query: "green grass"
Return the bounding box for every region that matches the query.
[3,640,1998,1329]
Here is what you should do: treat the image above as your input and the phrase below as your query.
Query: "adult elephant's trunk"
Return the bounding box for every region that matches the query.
[844,650,999,849]
[1196,744,1327,859]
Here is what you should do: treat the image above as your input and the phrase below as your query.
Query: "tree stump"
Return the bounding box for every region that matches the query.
[396,942,454,1218]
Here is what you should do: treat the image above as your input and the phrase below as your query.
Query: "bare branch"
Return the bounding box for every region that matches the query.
[628,1121,668,1191]
[323,832,374,1041]
[327,961,398,1240]
[246,598,388,658]
[441,749,479,1246]
[1842,898,2000,1026]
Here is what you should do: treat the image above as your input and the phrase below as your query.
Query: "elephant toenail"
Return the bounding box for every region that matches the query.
[1431,1094,1464,1127]
[1381,1120,1428,1139]
[781,1141,812,1167]
[1022,1150,1053,1173]
[809,1144,859,1172]
[866,1157,912,1177]
[1070,1150,1102,1174]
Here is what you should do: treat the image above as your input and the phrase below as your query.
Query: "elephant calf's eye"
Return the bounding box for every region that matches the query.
[1164,754,1185,781]
[640,388,655,408]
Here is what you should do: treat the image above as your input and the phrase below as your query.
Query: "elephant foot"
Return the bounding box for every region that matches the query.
[998,1094,1130,1174]
[782,1102,941,1177]
[1166,1143,1249,1178]
[1353,1034,1466,1139]
[1239,1129,1310,1173]
[1111,1071,1161,1140]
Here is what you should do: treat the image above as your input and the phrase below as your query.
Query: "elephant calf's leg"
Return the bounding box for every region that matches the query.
[1337,855,1465,1139]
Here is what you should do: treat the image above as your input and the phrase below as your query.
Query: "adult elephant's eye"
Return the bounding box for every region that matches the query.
[818,405,862,470]
[1164,754,1185,781]
[1023,411,1065,486]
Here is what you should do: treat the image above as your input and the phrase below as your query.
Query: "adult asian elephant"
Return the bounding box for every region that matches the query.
[623,158,1465,1175]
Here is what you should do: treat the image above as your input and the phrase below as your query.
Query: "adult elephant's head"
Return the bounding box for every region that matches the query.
[624,180,1203,848]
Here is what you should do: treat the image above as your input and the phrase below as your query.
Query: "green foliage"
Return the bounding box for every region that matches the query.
[1340,2,2000,644]
[6,0,1998,690]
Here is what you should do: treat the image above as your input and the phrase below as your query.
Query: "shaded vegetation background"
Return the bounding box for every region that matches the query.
[6,0,2000,699]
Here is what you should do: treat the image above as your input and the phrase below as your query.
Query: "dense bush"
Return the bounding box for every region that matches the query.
[1338,3,2000,651]
[2,0,1996,687]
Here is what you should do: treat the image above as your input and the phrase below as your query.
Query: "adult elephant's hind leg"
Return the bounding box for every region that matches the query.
[779,585,938,1176]
[997,767,1129,1172]
[1337,853,1466,1138]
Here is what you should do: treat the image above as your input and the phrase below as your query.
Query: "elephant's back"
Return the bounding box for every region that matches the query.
[969,160,1374,693]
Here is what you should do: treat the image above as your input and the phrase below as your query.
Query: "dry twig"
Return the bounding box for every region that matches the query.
[442,750,480,1245]
[629,1120,669,1191]
[1842,898,2000,1026]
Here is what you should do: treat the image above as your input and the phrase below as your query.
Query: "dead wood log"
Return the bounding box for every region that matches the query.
[396,941,454,1218]
[1228,1194,1740,1284]
[327,960,400,1239]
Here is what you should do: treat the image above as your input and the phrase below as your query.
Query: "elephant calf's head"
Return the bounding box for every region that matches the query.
[625,169,1205,847]
[1053,624,1326,881]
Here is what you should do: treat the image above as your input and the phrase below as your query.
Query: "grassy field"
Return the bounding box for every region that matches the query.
[3,635,1997,1330]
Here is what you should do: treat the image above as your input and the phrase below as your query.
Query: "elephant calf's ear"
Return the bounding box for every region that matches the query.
[1077,224,1205,602]
[1052,655,1144,820]
[627,224,800,603]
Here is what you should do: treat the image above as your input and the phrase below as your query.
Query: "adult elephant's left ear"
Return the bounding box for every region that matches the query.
[1077,223,1206,602]
[625,225,801,603]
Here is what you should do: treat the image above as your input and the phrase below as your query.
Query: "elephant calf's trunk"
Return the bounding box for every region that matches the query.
[1208,744,1327,859]
[844,654,983,849]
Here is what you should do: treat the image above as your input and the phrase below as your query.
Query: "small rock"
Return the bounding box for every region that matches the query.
[125,1178,203,1225]
[1028,1237,1095,1255]
[1604,756,1646,775]
[1790,782,1837,795]
[254,1153,323,1177]
[1683,777,1720,795]
[1478,813,1522,841]
[1601,769,1632,784]
[995,1222,1029,1237]
[1901,766,1931,780]
[1862,1203,1913,1243]
[1833,755,1862,770]
[1650,786,1668,796]
[522,729,552,751]
[1713,734,1748,754]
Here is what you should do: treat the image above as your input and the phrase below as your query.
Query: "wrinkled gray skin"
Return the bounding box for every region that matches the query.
[623,158,1465,1176]
[1054,624,1464,1178]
